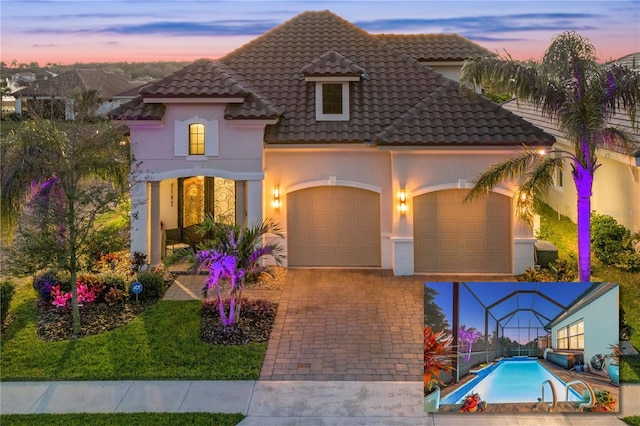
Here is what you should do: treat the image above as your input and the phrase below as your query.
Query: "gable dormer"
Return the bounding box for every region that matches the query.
[300,50,365,121]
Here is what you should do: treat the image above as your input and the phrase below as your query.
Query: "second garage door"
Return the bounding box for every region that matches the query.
[287,186,381,267]
[414,189,511,273]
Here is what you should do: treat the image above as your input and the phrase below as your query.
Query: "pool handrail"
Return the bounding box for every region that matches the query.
[565,379,595,412]
[540,379,558,411]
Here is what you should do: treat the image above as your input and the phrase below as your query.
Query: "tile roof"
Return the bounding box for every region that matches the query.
[375,80,555,145]
[114,10,554,147]
[112,95,165,121]
[375,33,495,61]
[300,50,365,76]
[139,59,249,98]
[17,69,139,99]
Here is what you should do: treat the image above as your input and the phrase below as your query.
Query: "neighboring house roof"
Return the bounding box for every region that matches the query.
[609,52,640,69]
[374,33,495,61]
[502,99,639,156]
[113,10,555,147]
[17,69,139,99]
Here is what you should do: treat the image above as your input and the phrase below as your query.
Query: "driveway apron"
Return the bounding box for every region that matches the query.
[259,268,424,381]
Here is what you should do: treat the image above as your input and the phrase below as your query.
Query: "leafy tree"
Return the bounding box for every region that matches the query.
[460,31,640,281]
[424,286,449,332]
[1,118,129,336]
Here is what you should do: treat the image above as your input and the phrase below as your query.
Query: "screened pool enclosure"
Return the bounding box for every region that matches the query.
[424,282,609,382]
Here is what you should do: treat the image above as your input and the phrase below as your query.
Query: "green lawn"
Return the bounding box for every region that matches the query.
[537,203,640,383]
[1,279,266,381]
[0,413,244,426]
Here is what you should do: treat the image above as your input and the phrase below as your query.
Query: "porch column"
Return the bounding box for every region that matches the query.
[149,181,161,265]
[130,180,148,257]
[246,179,262,226]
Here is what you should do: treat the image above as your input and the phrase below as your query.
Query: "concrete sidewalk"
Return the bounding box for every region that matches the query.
[1,380,634,425]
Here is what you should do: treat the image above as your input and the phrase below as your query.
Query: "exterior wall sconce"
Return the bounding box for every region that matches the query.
[273,186,280,210]
[399,189,407,214]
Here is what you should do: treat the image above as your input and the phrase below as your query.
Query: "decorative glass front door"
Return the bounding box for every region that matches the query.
[180,176,236,227]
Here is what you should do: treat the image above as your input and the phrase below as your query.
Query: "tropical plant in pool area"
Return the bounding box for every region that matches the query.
[459,325,482,362]
[424,326,456,395]
[460,393,487,412]
[460,31,640,282]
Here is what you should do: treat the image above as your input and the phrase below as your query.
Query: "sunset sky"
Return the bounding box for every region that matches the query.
[1,0,639,66]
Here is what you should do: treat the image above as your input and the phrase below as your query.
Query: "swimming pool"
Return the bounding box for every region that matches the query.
[440,359,581,404]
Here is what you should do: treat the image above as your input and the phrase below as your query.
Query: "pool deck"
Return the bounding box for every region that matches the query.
[438,358,620,413]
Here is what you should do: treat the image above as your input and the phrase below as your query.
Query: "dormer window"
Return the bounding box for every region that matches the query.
[316,81,349,121]
[189,123,205,155]
[300,50,365,122]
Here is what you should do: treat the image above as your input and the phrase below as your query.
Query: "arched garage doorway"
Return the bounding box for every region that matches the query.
[287,186,381,267]
[413,189,511,273]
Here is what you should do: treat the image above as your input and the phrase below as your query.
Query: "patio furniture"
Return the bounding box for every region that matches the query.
[546,351,583,370]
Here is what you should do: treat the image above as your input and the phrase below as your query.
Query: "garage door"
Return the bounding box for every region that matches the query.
[287,186,381,267]
[414,189,511,273]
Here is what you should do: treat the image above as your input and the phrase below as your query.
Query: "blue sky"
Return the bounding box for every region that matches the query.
[1,1,638,65]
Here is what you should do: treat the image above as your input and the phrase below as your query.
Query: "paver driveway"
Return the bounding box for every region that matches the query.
[259,269,424,381]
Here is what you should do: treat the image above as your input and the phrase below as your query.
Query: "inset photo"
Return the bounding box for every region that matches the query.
[424,282,619,413]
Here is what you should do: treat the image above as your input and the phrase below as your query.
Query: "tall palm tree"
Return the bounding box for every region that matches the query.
[460,31,640,281]
[1,118,129,335]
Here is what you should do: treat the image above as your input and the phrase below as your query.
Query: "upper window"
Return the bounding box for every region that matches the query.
[315,82,349,121]
[322,83,343,114]
[557,319,584,350]
[174,117,219,159]
[189,123,205,155]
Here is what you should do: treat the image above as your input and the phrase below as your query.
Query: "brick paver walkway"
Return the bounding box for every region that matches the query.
[259,268,424,381]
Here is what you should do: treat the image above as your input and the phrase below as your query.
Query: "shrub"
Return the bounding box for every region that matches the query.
[613,250,640,272]
[104,286,127,307]
[132,271,165,301]
[1,280,16,324]
[85,223,129,269]
[591,214,629,264]
[548,258,578,281]
[33,270,68,302]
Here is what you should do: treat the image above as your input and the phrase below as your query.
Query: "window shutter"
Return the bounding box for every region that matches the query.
[174,120,188,156]
[205,120,219,156]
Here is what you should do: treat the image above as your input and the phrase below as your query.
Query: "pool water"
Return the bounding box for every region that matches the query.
[442,360,581,404]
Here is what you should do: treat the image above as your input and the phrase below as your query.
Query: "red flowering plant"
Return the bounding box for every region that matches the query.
[424,326,456,396]
[460,393,487,412]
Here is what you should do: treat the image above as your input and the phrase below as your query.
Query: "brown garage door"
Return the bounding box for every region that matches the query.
[287,186,381,267]
[414,189,511,273]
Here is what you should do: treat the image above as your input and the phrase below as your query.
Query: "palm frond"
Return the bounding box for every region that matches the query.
[464,150,540,203]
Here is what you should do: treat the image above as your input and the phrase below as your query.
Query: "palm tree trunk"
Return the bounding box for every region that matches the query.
[572,162,594,282]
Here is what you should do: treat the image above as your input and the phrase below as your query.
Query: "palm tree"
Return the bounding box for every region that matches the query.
[459,31,640,281]
[1,118,129,336]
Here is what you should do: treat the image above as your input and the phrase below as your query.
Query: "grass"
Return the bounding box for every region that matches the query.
[536,202,640,383]
[0,413,244,426]
[1,278,266,381]
[624,416,640,426]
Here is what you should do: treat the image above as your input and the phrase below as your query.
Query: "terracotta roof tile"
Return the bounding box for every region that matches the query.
[115,10,553,146]
[139,59,249,98]
[375,33,495,61]
[301,50,365,76]
[17,69,139,99]
[375,80,555,146]
[110,96,165,121]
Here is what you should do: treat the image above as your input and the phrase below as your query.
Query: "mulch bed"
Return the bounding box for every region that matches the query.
[200,298,277,345]
[36,299,155,341]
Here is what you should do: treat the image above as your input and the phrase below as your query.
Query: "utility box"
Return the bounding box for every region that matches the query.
[535,240,558,268]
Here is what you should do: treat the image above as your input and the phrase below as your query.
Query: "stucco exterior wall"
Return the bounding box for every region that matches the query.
[544,140,640,232]
[550,286,619,372]
[131,104,264,179]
